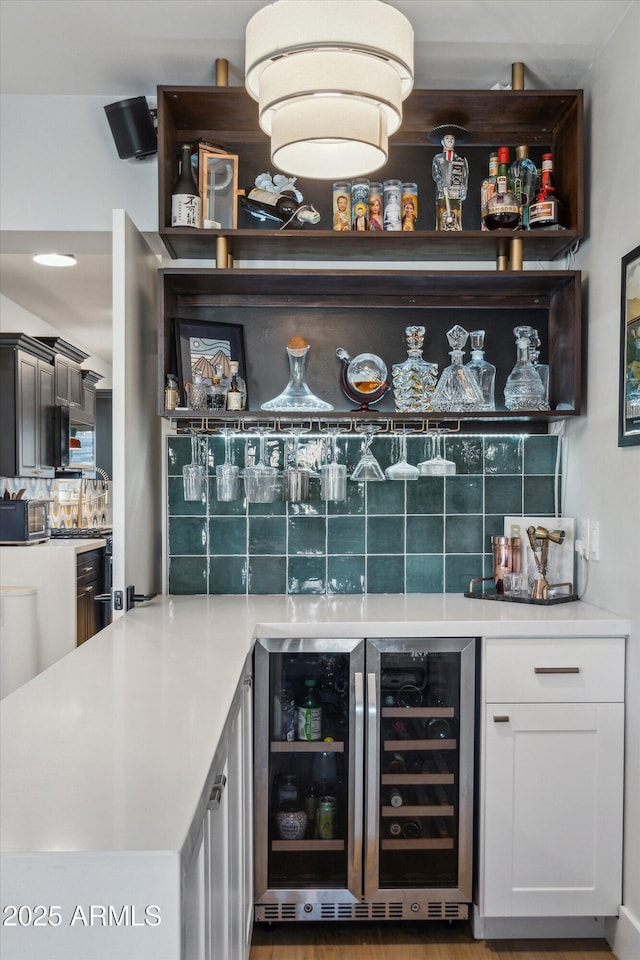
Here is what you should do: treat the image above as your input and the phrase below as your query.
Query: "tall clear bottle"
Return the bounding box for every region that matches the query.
[433,325,484,412]
[504,325,547,411]
[171,144,201,228]
[527,329,550,408]
[392,325,438,412]
[465,330,496,411]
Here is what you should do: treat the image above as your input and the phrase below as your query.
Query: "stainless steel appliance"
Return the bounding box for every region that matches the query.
[254,636,475,923]
[0,498,50,544]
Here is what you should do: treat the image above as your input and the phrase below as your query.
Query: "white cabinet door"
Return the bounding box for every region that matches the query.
[184,819,206,960]
[481,701,624,917]
[206,757,230,960]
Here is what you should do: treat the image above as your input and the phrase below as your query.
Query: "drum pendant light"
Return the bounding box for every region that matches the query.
[245,0,414,180]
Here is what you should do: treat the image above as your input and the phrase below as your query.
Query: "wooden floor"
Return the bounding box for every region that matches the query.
[250,921,616,960]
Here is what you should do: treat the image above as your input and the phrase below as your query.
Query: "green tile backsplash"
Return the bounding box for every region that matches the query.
[167,433,561,595]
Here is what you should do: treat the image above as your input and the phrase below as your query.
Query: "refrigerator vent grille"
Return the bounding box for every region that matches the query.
[256,900,468,922]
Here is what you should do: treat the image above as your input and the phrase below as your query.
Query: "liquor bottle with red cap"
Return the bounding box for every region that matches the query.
[529,153,563,230]
[482,146,521,230]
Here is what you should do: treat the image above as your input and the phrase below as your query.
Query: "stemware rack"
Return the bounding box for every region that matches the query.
[171,416,464,436]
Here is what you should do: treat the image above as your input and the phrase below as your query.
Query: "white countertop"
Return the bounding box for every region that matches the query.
[0,594,629,858]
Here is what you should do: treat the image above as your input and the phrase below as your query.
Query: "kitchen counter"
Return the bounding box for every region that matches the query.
[0,594,629,959]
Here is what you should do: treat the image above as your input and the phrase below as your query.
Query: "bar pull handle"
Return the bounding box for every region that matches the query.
[493,715,510,723]
[365,672,379,900]
[208,774,227,811]
[352,672,364,880]
[534,666,580,674]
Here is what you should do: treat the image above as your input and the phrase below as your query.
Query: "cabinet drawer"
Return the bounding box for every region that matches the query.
[76,549,104,585]
[484,637,625,703]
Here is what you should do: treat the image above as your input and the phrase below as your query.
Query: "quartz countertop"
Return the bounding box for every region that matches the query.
[0,594,629,858]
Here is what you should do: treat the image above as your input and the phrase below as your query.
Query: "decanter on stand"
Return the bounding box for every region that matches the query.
[527,328,550,409]
[504,325,548,411]
[392,326,438,412]
[433,325,484,412]
[464,330,496,411]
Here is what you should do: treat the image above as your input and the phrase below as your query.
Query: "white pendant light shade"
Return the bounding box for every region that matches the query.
[245,0,413,179]
[271,97,388,180]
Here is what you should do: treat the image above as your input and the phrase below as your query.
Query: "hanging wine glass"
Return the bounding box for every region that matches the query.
[385,432,419,479]
[350,423,385,482]
[320,427,348,502]
[417,432,456,476]
[182,432,207,501]
[243,427,280,502]
[215,427,241,501]
[283,426,313,502]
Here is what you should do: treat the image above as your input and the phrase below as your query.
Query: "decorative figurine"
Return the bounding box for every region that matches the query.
[430,124,469,231]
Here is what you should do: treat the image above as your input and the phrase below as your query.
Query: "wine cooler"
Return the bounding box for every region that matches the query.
[253,636,475,922]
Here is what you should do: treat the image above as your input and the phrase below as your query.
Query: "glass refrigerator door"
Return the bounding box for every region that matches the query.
[365,637,475,903]
[254,638,365,904]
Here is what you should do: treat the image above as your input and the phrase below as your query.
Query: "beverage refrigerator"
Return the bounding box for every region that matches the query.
[253,636,476,923]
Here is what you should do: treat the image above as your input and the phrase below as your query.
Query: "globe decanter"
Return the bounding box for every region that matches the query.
[433,325,484,412]
[392,325,438,412]
[504,325,547,411]
[527,328,550,409]
[464,329,496,411]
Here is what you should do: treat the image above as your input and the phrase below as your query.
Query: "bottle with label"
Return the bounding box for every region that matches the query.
[240,187,299,224]
[483,146,520,230]
[164,374,179,410]
[225,361,245,411]
[509,145,538,229]
[480,151,498,231]
[529,153,563,230]
[171,144,201,228]
[208,363,227,411]
[464,330,496,411]
[298,679,322,741]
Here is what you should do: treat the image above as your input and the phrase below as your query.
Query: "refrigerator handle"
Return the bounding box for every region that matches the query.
[365,671,379,900]
[351,671,365,890]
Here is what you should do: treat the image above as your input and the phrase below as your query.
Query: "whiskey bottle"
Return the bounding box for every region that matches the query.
[509,146,538,229]
[483,146,520,230]
[529,153,563,230]
[480,151,498,231]
[171,144,201,228]
[464,330,496,411]
[225,362,244,411]
[391,325,438,412]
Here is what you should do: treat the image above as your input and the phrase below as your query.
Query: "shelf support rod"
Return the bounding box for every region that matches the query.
[511,62,526,272]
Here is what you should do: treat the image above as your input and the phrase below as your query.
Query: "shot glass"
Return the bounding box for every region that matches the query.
[503,572,523,598]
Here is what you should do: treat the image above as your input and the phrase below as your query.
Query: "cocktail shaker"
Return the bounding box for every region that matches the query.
[491,536,521,593]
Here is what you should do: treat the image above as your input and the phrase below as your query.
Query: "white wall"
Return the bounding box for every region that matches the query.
[570,3,640,954]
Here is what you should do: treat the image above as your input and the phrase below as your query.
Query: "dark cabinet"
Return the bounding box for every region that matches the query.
[76,548,105,646]
[35,338,89,408]
[71,371,103,427]
[0,335,56,478]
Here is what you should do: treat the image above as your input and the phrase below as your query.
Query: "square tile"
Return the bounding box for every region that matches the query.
[485,476,523,515]
[406,477,444,515]
[166,436,192,475]
[249,556,286,594]
[327,516,366,555]
[168,476,206,516]
[327,556,365,594]
[445,554,484,593]
[367,556,405,593]
[288,557,326,594]
[168,517,207,555]
[327,480,366,516]
[367,516,405,555]
[208,480,247,516]
[447,436,483,475]
[287,517,327,556]
[209,516,247,555]
[406,555,444,593]
[247,496,286,517]
[209,556,248,594]
[249,516,286,555]
[445,476,483,514]
[484,436,524,474]
[524,475,558,514]
[445,515,484,553]
[406,515,444,554]
[524,435,560,475]
[367,480,405,515]
[485,514,508,553]
[169,556,208,594]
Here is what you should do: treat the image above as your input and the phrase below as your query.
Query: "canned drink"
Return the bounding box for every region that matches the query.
[383,179,402,230]
[368,182,383,231]
[332,181,351,232]
[401,182,418,230]
[351,178,370,231]
[316,796,337,839]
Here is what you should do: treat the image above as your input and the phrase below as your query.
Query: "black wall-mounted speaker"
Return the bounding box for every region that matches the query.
[104,96,157,160]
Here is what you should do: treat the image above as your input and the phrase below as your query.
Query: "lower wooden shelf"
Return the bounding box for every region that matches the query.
[272,839,344,852]
[381,838,454,851]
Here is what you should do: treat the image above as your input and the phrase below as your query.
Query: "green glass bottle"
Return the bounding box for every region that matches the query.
[297,679,322,741]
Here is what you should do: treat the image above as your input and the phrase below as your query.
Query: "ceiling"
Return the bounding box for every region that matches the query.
[0,0,634,366]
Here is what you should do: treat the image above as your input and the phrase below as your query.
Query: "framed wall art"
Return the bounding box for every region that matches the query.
[175,319,247,403]
[619,244,640,446]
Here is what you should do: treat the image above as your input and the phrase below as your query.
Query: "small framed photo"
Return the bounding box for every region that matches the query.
[619,244,640,446]
[175,319,247,403]
[198,145,239,229]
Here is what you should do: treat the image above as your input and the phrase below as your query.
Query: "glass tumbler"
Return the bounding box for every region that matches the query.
[320,462,347,502]
[182,463,206,502]
[216,462,241,501]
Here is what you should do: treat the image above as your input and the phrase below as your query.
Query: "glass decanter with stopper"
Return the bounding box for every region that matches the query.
[261,336,333,411]
[392,325,438,412]
[432,325,484,412]
[464,330,496,411]
[504,325,548,411]
[527,328,550,409]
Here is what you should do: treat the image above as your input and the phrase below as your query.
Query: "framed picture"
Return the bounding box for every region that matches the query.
[198,145,240,229]
[619,244,640,446]
[175,319,247,404]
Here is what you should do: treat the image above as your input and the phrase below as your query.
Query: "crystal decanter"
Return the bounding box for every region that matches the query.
[392,326,438,412]
[261,336,333,411]
[464,330,496,411]
[527,328,550,409]
[504,325,547,411]
[433,325,484,412]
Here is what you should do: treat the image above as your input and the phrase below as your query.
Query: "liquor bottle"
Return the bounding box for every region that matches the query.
[386,753,406,774]
[298,679,322,741]
[483,146,520,230]
[389,787,404,808]
[509,146,538,229]
[433,325,484,412]
[432,130,468,231]
[529,153,563,229]
[208,363,227,411]
[164,374,179,410]
[171,144,201,228]
[464,330,496,411]
[240,186,299,224]
[504,325,548,411]
[528,329,550,407]
[187,373,207,411]
[225,361,246,411]
[480,151,498,231]
[391,325,438,412]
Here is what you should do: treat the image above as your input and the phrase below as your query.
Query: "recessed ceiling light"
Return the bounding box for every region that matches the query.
[33,253,77,267]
